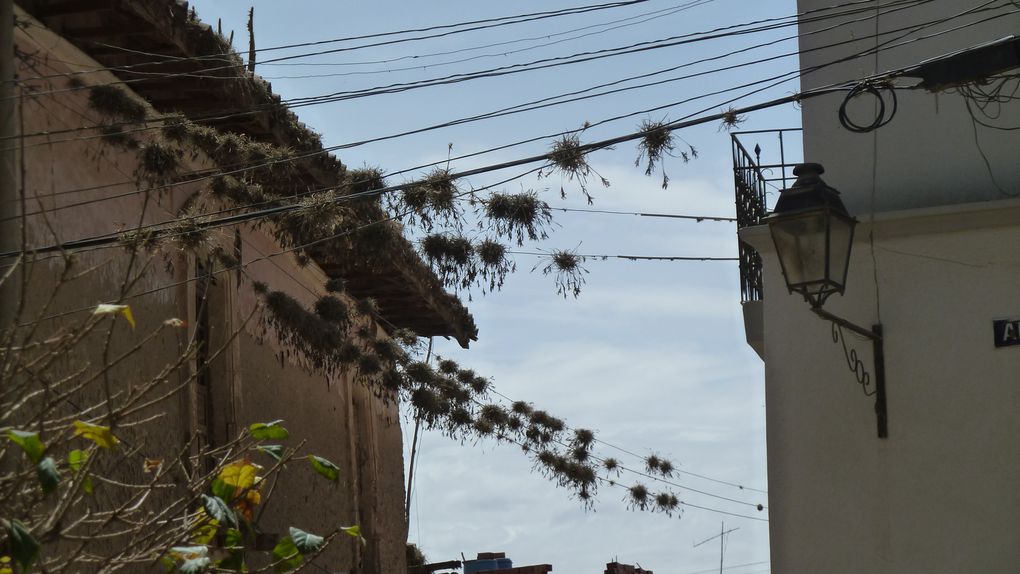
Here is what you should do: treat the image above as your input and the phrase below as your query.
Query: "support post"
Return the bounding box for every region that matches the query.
[872,324,888,438]
[811,308,888,439]
[0,0,18,331]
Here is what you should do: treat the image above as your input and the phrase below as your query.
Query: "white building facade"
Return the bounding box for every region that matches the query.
[739,1,1020,571]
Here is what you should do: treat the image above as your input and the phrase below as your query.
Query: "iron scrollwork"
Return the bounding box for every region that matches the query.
[829,321,877,397]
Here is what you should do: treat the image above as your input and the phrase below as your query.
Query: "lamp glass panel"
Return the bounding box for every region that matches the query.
[770,210,828,288]
[826,213,855,289]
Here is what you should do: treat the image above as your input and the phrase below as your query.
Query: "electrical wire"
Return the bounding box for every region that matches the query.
[10,0,657,83]
[260,1,715,79]
[5,0,951,153]
[3,3,1011,263]
[483,386,770,499]
[0,85,849,261]
[3,1,984,219]
[10,0,937,102]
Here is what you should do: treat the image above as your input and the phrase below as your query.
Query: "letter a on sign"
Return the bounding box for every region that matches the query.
[993,318,1020,348]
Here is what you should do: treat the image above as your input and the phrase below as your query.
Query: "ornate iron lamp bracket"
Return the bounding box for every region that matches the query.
[812,308,888,438]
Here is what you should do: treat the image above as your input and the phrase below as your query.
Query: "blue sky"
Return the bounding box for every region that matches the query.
[190,1,803,572]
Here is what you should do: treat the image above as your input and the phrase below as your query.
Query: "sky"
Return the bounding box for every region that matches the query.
[190,1,803,572]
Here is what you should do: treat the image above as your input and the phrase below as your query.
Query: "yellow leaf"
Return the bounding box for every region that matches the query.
[0,555,12,574]
[93,304,136,329]
[72,420,119,449]
[216,460,260,491]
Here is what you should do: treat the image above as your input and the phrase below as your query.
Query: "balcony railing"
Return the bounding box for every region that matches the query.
[731,129,802,303]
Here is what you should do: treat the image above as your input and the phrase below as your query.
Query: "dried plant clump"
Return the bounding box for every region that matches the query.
[534,249,589,298]
[118,228,161,253]
[654,492,681,516]
[167,210,212,252]
[636,120,675,176]
[720,106,746,131]
[392,168,463,231]
[345,168,386,195]
[572,428,595,449]
[479,404,509,428]
[634,119,696,189]
[355,298,380,317]
[449,406,473,427]
[467,375,489,395]
[542,133,610,204]
[645,454,662,474]
[571,446,590,462]
[313,295,349,325]
[88,84,147,122]
[419,234,478,292]
[357,354,382,375]
[482,192,553,245]
[139,142,181,179]
[437,359,459,375]
[628,483,650,510]
[325,278,346,293]
[160,113,192,141]
[603,457,620,473]
[511,401,533,416]
[371,339,406,363]
[260,289,348,375]
[657,459,675,477]
[474,239,515,293]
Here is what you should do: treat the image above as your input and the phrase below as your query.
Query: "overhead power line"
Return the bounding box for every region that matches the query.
[5,0,991,169]
[11,0,933,99]
[0,83,847,261]
[2,1,1008,264]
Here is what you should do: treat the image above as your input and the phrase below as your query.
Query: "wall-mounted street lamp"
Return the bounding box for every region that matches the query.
[766,164,888,438]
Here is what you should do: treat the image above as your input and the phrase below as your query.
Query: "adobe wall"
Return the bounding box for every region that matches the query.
[13,12,408,574]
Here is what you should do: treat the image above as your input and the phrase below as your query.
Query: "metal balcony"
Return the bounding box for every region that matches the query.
[731,129,802,303]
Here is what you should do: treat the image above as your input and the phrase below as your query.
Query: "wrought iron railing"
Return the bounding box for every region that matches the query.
[731,129,802,303]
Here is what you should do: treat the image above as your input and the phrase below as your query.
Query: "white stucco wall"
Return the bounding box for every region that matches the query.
[796,0,1020,213]
[743,199,1020,573]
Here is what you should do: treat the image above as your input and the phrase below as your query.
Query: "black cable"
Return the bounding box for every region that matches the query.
[837,81,899,132]
[7,0,1007,242]
[2,0,972,202]
[11,0,933,101]
[0,87,843,260]
[10,0,655,84]
[7,0,940,147]
[260,1,714,78]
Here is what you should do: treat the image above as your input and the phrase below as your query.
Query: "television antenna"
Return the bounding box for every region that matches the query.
[694,522,740,574]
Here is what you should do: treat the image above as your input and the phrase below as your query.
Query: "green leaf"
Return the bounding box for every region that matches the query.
[82,475,94,495]
[68,449,93,494]
[3,519,39,572]
[7,429,45,463]
[223,528,244,549]
[307,455,339,482]
[341,525,366,546]
[67,449,88,471]
[249,420,289,440]
[210,478,234,502]
[271,536,303,573]
[201,494,237,528]
[217,550,247,572]
[289,527,324,554]
[37,456,60,495]
[256,444,284,462]
[191,521,218,546]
